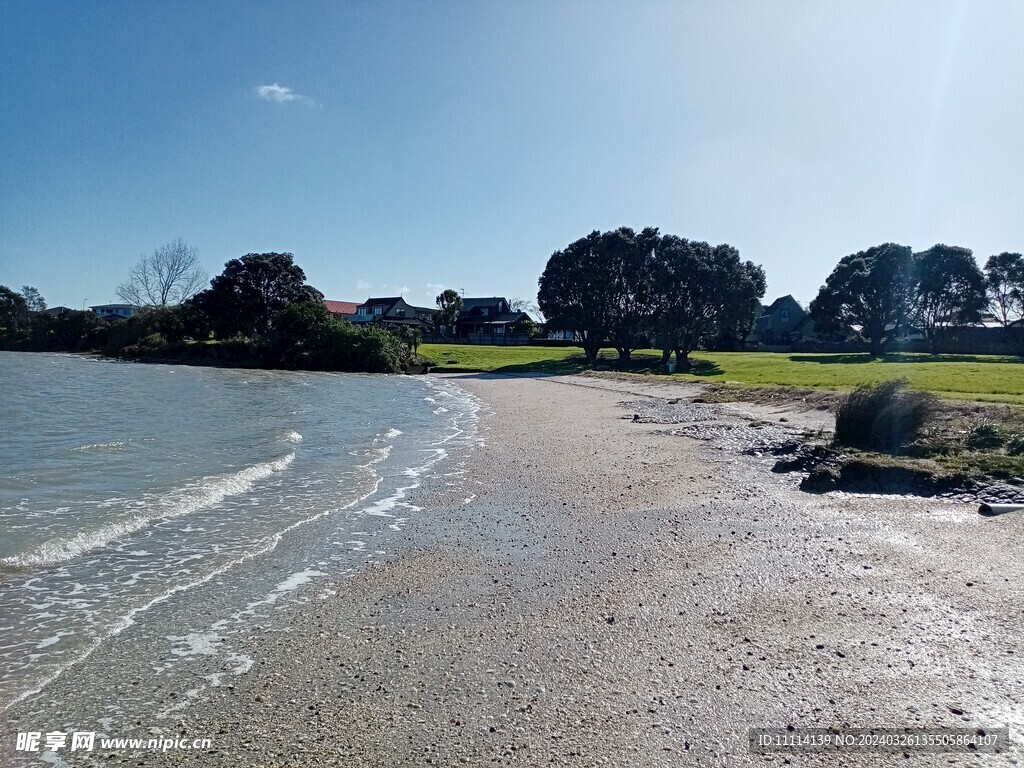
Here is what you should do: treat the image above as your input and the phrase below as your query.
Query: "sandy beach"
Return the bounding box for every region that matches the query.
[5,372,1023,767]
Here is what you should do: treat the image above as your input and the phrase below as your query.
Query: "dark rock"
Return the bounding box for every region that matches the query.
[802,466,840,492]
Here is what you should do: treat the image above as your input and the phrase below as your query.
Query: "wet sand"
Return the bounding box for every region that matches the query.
[5,373,1023,766]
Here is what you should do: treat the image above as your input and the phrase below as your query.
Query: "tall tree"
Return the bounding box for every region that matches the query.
[193,252,323,337]
[434,289,463,335]
[810,243,915,357]
[652,238,764,367]
[538,230,623,364]
[984,252,1024,326]
[116,239,208,307]
[538,227,660,364]
[606,227,659,362]
[714,261,768,349]
[984,252,1024,355]
[20,286,46,312]
[0,285,30,337]
[538,231,610,364]
[911,245,986,353]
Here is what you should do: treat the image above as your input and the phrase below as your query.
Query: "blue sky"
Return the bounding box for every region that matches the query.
[2,1,1022,309]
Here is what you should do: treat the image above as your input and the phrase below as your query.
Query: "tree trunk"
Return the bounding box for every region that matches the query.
[616,347,632,363]
[675,348,691,370]
[660,347,671,365]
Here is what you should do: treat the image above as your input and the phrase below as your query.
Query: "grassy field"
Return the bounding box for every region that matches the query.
[420,344,1024,404]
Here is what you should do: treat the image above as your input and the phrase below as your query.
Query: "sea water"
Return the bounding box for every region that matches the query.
[0,352,480,709]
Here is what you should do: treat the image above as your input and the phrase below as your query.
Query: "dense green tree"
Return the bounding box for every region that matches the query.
[712,262,768,350]
[652,238,764,367]
[266,300,407,373]
[0,286,30,340]
[50,311,109,351]
[434,289,463,334]
[20,286,46,312]
[266,300,337,367]
[606,227,659,362]
[810,243,915,357]
[510,316,538,337]
[538,228,659,364]
[538,231,613,364]
[911,245,986,353]
[195,252,323,337]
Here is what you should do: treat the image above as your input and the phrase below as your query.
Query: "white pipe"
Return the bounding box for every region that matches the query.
[978,503,1024,516]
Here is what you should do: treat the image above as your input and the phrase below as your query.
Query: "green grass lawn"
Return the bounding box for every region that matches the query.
[419,344,1024,404]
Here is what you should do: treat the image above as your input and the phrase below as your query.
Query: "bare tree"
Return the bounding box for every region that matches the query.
[509,296,541,319]
[116,239,208,306]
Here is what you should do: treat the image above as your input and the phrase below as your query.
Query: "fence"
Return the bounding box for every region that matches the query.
[422,333,531,346]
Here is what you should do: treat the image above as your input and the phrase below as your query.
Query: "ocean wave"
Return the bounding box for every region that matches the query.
[281,431,303,443]
[0,453,295,570]
[383,428,402,439]
[71,440,129,452]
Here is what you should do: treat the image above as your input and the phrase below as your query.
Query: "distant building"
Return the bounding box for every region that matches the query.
[350,297,435,330]
[324,300,358,319]
[749,295,807,344]
[452,297,532,341]
[89,304,136,320]
[42,306,75,316]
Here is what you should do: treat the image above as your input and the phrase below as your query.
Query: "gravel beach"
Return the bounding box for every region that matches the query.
[4,373,1022,767]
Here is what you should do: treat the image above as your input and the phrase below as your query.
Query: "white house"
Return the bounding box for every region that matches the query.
[89,304,137,320]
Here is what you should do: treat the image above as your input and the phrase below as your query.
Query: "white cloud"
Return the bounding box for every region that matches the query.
[254,83,318,107]
[426,282,445,295]
[356,279,371,291]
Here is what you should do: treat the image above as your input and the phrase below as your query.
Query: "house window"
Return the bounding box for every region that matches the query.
[780,308,790,321]
[396,309,406,317]
[374,306,383,316]
[481,308,490,316]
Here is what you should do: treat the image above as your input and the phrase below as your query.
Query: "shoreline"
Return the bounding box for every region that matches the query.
[4,373,1023,766]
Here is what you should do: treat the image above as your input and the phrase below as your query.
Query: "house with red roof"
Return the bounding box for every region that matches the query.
[324,300,358,319]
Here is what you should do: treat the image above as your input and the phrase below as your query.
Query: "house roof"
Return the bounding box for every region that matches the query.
[763,295,801,314]
[324,300,358,315]
[359,296,402,307]
[461,297,507,310]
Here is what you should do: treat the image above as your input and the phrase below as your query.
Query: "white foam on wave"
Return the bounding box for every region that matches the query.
[71,440,128,452]
[384,427,402,439]
[281,431,303,443]
[274,569,324,594]
[2,463,382,713]
[0,453,296,569]
[168,631,221,656]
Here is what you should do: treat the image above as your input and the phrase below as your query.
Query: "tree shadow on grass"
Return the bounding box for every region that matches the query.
[677,358,724,376]
[790,353,1023,365]
[592,354,723,377]
[494,357,589,375]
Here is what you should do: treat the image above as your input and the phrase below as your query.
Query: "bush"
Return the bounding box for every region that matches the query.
[1005,434,1024,456]
[833,378,937,454]
[965,423,1006,450]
